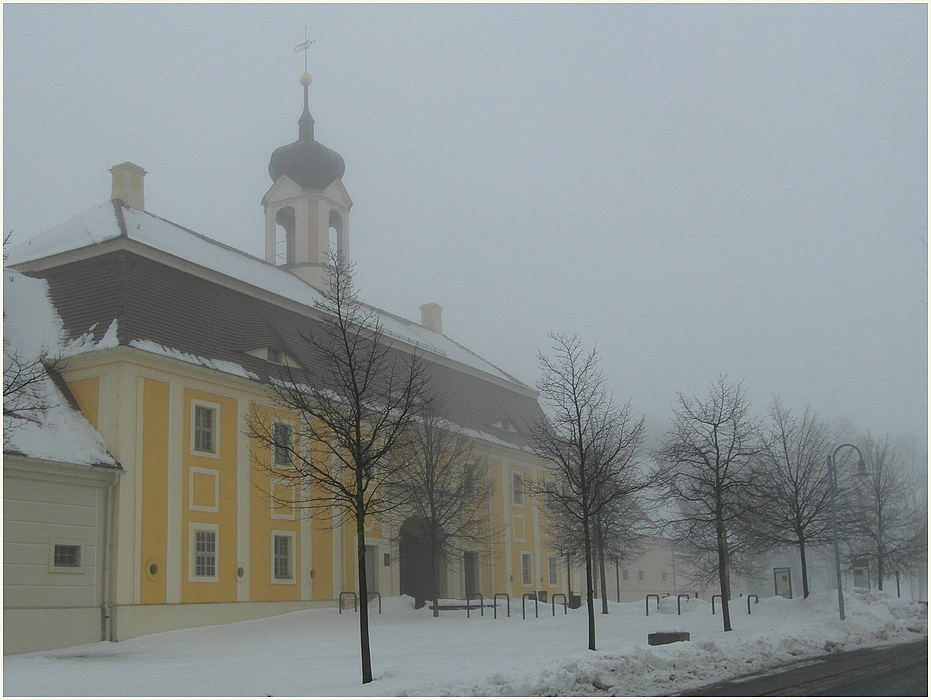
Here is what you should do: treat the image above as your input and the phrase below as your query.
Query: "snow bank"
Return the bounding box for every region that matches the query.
[3,588,925,696]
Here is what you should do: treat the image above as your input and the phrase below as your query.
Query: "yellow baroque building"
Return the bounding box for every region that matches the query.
[4,82,563,653]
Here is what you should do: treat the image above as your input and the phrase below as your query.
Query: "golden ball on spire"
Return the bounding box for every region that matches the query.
[300,72,313,86]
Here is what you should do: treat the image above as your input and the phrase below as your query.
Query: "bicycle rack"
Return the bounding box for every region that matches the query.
[747,594,758,614]
[338,591,357,614]
[493,593,510,619]
[367,591,382,614]
[711,594,722,614]
[677,593,691,615]
[522,592,539,619]
[645,594,660,616]
[466,593,484,618]
[551,592,568,616]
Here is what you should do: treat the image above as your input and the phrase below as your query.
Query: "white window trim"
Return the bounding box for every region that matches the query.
[548,553,559,587]
[190,399,221,458]
[271,530,296,584]
[270,479,296,520]
[271,418,296,467]
[188,467,220,513]
[520,551,533,587]
[48,538,85,574]
[511,514,526,543]
[511,470,525,507]
[188,523,219,583]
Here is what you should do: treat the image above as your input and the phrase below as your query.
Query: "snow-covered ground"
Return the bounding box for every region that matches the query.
[4,589,926,697]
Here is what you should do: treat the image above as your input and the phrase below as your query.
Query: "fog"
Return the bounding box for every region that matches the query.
[4,4,927,442]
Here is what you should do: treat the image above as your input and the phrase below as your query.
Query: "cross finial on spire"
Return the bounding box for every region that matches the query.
[293,28,317,141]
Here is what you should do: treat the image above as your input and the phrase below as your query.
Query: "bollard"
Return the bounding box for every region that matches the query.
[466,593,484,618]
[645,594,660,616]
[677,593,690,615]
[522,592,539,619]
[711,594,722,615]
[494,592,510,619]
[338,591,357,614]
[551,593,568,616]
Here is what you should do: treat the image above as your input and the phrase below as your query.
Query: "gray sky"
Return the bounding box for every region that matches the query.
[4,4,927,442]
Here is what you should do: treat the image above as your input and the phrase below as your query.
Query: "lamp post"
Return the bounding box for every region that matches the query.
[826,443,867,621]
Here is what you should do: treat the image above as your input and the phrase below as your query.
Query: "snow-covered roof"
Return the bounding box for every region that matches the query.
[3,270,118,467]
[6,202,527,388]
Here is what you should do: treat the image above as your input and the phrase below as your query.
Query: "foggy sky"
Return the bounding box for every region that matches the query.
[4,4,928,443]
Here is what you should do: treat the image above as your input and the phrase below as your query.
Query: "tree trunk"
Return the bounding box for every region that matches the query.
[356,507,373,683]
[431,538,440,618]
[877,547,885,591]
[716,518,732,632]
[798,536,810,599]
[598,539,609,614]
[566,552,572,594]
[582,512,596,651]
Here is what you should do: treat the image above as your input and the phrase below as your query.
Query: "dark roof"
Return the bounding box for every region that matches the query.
[37,250,544,450]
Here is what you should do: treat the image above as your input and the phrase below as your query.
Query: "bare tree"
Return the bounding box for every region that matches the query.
[843,433,928,591]
[743,400,834,598]
[530,334,648,651]
[4,239,61,442]
[388,406,498,616]
[3,350,60,442]
[248,257,430,685]
[656,375,764,632]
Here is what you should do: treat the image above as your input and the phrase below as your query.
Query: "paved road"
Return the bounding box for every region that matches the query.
[677,638,927,696]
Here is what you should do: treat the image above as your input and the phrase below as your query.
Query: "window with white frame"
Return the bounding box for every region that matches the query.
[273,421,294,466]
[190,526,218,581]
[53,544,81,568]
[49,539,85,574]
[512,471,524,506]
[192,403,218,455]
[462,463,476,498]
[548,554,559,587]
[521,552,533,586]
[272,532,295,582]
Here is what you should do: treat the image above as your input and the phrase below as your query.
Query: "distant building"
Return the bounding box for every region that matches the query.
[4,77,563,652]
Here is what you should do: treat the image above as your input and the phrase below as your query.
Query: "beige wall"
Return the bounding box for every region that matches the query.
[3,456,117,654]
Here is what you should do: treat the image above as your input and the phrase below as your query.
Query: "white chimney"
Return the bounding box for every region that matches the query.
[420,303,443,335]
[110,162,147,210]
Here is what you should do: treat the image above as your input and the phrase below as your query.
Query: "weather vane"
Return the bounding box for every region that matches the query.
[293,26,316,76]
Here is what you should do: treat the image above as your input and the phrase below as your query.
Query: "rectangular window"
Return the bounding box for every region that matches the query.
[462,464,476,497]
[521,552,533,586]
[53,544,81,568]
[638,570,644,581]
[662,571,668,583]
[193,530,217,578]
[512,471,524,506]
[622,569,629,581]
[193,404,216,453]
[273,422,293,466]
[548,554,559,587]
[273,534,293,580]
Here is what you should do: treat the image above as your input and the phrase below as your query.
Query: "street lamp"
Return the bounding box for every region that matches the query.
[826,443,868,620]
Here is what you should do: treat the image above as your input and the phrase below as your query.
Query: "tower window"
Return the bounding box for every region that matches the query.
[328,210,343,261]
[275,206,296,266]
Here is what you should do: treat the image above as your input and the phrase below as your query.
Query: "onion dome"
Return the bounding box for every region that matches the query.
[268,74,345,190]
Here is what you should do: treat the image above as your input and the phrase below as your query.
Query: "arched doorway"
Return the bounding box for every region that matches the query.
[399,518,446,600]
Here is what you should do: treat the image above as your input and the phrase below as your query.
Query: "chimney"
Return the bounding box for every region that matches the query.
[109,162,147,210]
[420,303,443,335]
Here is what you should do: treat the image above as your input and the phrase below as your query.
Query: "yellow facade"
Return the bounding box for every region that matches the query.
[50,346,559,642]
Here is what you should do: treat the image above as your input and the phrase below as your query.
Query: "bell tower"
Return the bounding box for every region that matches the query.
[263,71,352,289]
